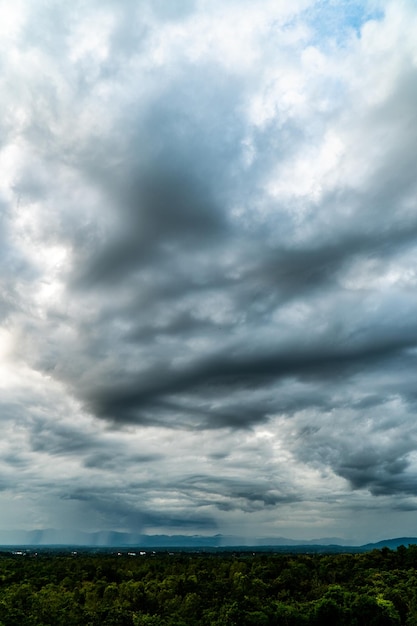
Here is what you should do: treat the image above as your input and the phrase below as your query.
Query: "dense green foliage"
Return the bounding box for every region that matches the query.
[1,545,417,624]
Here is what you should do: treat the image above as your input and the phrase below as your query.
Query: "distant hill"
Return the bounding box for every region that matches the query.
[360,537,417,550]
[0,529,416,550]
[0,529,354,548]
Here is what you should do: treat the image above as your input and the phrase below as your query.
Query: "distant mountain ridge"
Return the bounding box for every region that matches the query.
[360,537,417,550]
[0,529,417,550]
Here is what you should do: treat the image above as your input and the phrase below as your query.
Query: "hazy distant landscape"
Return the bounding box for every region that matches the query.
[0,529,359,548]
[1,529,416,554]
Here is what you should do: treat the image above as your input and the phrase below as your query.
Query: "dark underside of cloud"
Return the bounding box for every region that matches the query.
[84,334,416,427]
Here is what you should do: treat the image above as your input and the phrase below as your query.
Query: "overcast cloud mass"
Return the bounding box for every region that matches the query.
[1,0,417,543]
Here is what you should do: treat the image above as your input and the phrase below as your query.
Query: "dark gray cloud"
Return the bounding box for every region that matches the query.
[74,162,228,287]
[81,331,417,427]
[2,0,417,543]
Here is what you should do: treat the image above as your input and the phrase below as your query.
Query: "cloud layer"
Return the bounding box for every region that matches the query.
[1,0,417,542]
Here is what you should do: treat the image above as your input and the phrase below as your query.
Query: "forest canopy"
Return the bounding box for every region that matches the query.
[0,545,417,624]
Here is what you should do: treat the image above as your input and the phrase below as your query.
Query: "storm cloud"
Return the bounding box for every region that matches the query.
[0,0,417,543]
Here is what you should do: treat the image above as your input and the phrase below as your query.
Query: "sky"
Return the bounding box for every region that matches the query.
[0,0,417,545]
